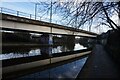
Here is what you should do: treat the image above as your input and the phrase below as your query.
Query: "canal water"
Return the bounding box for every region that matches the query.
[17,57,88,79]
[1,43,87,60]
[1,43,89,79]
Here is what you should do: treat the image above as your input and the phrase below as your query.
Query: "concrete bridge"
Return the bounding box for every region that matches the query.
[0,7,97,38]
[1,7,120,79]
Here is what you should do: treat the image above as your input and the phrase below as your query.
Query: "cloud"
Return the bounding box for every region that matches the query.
[110,12,119,26]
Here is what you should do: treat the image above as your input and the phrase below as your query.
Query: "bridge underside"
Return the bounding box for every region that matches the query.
[1,20,96,38]
[1,13,97,38]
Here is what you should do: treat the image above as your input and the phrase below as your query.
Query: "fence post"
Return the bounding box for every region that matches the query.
[30,14,32,19]
[17,11,19,16]
[35,3,37,20]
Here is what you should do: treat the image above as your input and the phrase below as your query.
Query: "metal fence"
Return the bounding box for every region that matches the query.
[1,7,71,27]
[0,7,51,22]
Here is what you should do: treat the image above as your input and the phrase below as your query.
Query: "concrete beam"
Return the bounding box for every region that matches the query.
[2,51,91,74]
[1,13,98,37]
[1,20,97,37]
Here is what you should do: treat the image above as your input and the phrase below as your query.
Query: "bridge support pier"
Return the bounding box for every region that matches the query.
[66,35,75,50]
[40,34,53,45]
[61,35,75,51]
[40,34,53,56]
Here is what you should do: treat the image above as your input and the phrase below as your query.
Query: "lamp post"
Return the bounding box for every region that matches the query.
[50,0,52,23]
[35,3,38,20]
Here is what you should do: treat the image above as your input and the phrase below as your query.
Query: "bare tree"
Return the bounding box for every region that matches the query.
[36,0,120,32]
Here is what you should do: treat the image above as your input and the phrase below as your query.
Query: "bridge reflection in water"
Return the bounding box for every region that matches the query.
[2,42,92,79]
[1,29,95,79]
[1,43,87,60]
[0,7,98,79]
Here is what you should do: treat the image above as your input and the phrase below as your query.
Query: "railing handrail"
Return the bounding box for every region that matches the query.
[0,7,51,21]
[0,7,61,24]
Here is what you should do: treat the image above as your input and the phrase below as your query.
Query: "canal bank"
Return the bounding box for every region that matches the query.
[76,44,120,79]
[2,50,91,79]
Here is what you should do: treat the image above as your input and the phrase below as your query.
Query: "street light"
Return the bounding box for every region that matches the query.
[34,1,53,22]
[35,3,38,20]
[50,0,52,23]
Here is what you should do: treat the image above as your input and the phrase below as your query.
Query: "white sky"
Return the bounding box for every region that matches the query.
[1,0,119,2]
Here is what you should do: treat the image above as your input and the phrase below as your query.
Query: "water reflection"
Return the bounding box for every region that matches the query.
[74,44,87,51]
[17,57,88,79]
[1,48,41,60]
[1,43,86,60]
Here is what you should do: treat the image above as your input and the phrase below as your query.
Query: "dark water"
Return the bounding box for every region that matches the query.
[2,43,90,79]
[17,57,88,79]
[0,43,87,60]
[1,39,92,79]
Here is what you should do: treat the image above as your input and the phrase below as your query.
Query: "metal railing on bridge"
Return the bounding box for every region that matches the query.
[0,7,58,24]
[0,7,98,36]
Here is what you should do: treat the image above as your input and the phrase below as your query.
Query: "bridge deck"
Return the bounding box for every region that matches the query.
[1,13,97,37]
[76,44,120,78]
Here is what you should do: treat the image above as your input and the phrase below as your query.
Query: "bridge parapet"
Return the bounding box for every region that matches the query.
[1,7,98,37]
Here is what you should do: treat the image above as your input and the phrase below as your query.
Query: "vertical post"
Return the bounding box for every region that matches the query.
[50,0,53,48]
[49,0,53,65]
[17,11,19,16]
[89,24,91,32]
[30,14,32,19]
[74,2,77,57]
[74,0,78,35]
[50,0,52,23]
[66,35,75,51]
[35,3,37,20]
[75,0,78,28]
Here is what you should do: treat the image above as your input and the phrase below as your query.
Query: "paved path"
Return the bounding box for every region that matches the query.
[76,44,120,78]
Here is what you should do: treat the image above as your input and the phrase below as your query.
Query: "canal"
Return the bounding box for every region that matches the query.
[1,43,90,79]
[1,43,87,60]
[1,30,96,79]
[17,57,88,79]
